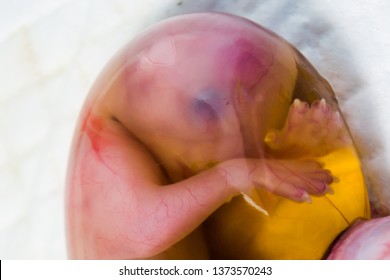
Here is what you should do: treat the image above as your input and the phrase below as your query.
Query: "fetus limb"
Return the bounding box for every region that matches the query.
[67,111,333,259]
[265,98,352,158]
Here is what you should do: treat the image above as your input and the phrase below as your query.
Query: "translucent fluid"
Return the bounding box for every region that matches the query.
[65,12,370,259]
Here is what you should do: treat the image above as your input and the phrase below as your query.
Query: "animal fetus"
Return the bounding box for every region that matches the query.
[65,13,369,259]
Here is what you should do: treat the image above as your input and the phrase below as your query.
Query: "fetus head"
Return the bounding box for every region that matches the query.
[107,13,300,174]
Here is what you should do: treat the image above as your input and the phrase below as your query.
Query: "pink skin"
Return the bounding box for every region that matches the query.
[66,13,344,259]
[328,217,390,259]
[265,99,352,158]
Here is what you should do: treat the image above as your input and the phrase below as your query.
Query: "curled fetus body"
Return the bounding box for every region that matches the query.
[66,13,369,259]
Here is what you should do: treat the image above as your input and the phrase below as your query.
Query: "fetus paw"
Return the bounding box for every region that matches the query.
[264,99,352,157]
[259,159,334,203]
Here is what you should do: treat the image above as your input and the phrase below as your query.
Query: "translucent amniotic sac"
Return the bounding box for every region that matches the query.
[65,13,370,259]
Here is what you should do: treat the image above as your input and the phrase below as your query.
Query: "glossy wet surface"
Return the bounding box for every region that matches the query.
[65,13,370,259]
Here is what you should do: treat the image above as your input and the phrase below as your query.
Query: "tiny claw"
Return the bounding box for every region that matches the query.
[316,161,326,168]
[293,99,309,113]
[301,191,312,203]
[293,98,301,106]
[319,99,329,113]
[312,98,327,109]
[325,186,335,195]
[264,130,277,144]
[331,176,340,183]
[318,181,329,194]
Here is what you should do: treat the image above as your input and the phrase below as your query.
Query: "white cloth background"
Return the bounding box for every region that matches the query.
[0,0,389,259]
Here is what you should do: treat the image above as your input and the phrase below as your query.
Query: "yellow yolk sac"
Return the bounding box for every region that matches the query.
[65,12,370,259]
[204,147,370,259]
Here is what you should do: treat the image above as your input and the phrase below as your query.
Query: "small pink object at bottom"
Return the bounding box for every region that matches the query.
[328,216,390,259]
